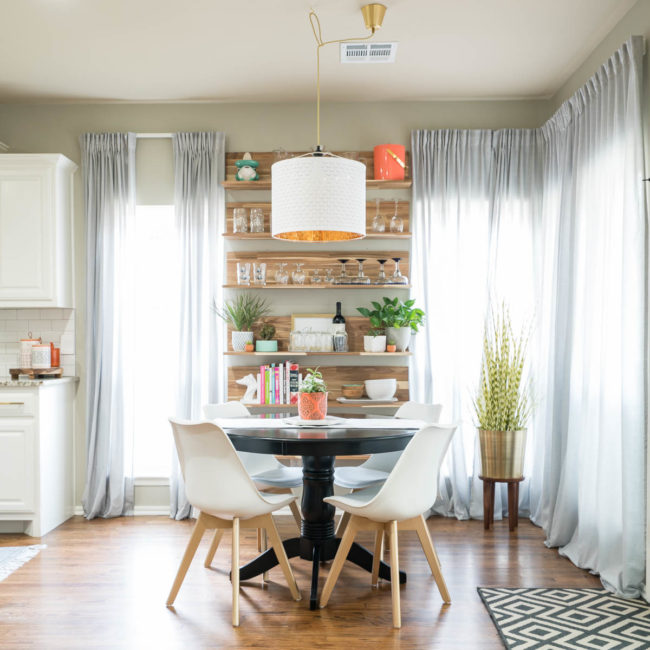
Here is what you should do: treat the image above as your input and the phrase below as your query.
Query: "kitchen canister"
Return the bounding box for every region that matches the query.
[20,334,41,368]
[31,344,51,369]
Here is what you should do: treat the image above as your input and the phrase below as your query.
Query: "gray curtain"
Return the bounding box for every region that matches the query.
[81,132,136,519]
[411,37,646,597]
[170,132,226,519]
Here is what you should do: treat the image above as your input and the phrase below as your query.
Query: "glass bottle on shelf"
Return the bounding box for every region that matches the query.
[375,259,388,284]
[292,262,306,285]
[389,257,409,284]
[371,198,386,233]
[390,199,403,233]
[332,301,346,334]
[349,258,371,284]
[334,259,350,284]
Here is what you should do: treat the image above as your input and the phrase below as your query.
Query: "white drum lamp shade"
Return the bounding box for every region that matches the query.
[271,155,366,242]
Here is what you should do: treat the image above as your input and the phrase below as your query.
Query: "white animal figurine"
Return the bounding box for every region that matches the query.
[236,373,258,403]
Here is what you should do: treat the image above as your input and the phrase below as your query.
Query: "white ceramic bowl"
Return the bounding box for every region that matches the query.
[364,378,397,400]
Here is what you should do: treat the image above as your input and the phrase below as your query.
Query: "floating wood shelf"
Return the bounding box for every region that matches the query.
[224,351,411,357]
[241,402,405,410]
[223,284,411,290]
[222,151,412,189]
[224,200,411,238]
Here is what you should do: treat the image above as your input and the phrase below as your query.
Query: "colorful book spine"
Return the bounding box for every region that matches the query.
[290,363,300,404]
[285,362,290,403]
[259,366,265,404]
[274,366,280,403]
[265,365,270,404]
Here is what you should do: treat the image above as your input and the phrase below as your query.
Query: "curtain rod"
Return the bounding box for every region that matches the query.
[136,133,173,139]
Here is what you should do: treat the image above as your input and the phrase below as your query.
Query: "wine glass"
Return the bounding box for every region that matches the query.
[292,262,306,285]
[375,259,388,284]
[325,268,335,284]
[334,259,350,284]
[390,199,403,233]
[311,268,322,284]
[389,257,409,284]
[371,198,386,233]
[349,258,371,284]
[275,262,289,284]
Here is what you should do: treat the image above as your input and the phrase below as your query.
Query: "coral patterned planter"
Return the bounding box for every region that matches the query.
[298,392,328,420]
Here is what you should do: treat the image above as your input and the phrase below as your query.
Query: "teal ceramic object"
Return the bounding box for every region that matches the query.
[255,340,278,352]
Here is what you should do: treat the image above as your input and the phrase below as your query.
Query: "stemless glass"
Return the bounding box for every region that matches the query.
[237,262,251,285]
[371,198,386,233]
[375,259,388,284]
[253,262,266,285]
[233,208,248,233]
[349,258,371,284]
[250,207,265,233]
[390,257,409,284]
[390,199,403,233]
[292,262,306,285]
[334,259,350,284]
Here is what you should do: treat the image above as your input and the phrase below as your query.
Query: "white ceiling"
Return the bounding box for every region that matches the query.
[0,0,637,103]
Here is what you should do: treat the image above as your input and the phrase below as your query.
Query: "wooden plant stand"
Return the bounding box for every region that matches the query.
[480,475,524,532]
[9,367,63,380]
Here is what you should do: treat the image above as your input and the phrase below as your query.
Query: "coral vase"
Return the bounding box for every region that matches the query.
[298,392,328,420]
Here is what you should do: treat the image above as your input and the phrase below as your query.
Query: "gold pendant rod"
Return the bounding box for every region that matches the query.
[309,10,380,148]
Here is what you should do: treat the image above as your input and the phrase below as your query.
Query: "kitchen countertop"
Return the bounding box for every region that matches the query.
[0,376,79,387]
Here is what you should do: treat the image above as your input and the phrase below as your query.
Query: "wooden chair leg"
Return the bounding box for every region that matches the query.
[384,530,390,552]
[264,514,301,601]
[414,514,451,603]
[335,510,351,537]
[257,528,262,552]
[371,530,384,587]
[320,515,358,608]
[232,517,240,627]
[288,499,302,530]
[167,514,206,606]
[204,529,224,568]
[262,527,269,583]
[388,520,401,628]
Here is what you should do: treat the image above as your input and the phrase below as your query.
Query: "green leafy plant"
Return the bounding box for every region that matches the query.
[472,305,532,431]
[357,297,425,332]
[300,368,327,393]
[258,323,276,340]
[366,328,384,337]
[213,294,270,332]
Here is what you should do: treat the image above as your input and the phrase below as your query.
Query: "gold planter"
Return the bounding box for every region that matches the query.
[478,429,527,479]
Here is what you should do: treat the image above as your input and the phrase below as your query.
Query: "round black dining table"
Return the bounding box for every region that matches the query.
[223,420,418,610]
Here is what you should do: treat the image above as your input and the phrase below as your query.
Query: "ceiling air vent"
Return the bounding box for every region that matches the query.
[340,42,398,64]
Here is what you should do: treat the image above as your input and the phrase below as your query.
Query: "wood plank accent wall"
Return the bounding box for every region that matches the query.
[227,316,374,352]
[225,251,410,285]
[227,365,409,403]
[224,151,411,184]
[224,201,410,236]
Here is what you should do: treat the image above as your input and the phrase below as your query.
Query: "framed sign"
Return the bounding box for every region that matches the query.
[291,313,334,332]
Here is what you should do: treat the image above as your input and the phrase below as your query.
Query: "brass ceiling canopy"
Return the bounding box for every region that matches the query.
[361,4,387,34]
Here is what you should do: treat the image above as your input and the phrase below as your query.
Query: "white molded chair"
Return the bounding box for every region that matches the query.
[166,419,301,626]
[320,423,456,628]
[203,402,303,529]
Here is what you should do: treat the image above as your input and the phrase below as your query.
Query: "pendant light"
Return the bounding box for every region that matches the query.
[272,5,387,242]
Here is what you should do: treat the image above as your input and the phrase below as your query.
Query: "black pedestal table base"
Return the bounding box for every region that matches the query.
[234,454,407,610]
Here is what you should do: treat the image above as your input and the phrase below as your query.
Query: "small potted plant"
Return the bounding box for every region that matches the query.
[213,294,270,352]
[363,328,386,353]
[298,368,328,420]
[357,301,389,352]
[255,323,278,352]
[381,297,425,352]
[386,337,397,353]
[472,305,532,479]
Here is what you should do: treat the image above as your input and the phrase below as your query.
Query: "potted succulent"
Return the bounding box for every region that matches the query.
[381,297,424,352]
[213,294,270,352]
[472,306,532,479]
[255,323,278,352]
[363,328,386,353]
[386,337,397,353]
[298,368,328,420]
[356,301,390,352]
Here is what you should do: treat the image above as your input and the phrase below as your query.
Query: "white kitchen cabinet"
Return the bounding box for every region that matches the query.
[0,154,77,308]
[0,379,74,537]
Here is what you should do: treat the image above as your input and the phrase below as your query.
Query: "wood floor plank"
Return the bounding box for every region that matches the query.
[0,516,602,649]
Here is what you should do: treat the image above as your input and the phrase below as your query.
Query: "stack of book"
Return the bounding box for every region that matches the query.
[258,362,301,405]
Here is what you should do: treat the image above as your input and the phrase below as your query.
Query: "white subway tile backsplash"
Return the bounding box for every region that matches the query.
[0,308,75,376]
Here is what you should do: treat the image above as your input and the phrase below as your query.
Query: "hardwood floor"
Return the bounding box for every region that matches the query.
[0,515,601,649]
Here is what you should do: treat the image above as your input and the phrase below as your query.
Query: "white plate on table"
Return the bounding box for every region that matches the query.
[336,397,398,403]
[283,416,344,427]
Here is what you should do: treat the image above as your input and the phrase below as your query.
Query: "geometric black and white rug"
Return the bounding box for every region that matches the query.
[478,587,650,649]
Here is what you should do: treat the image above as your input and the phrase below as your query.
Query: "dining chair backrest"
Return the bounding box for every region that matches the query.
[359,423,457,522]
[202,402,277,476]
[169,418,266,519]
[362,402,443,473]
